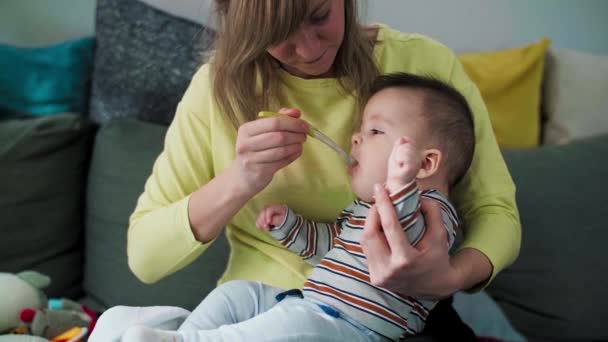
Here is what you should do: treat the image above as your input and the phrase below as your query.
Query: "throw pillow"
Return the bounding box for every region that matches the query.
[489,134,608,340]
[0,37,95,116]
[543,47,608,145]
[84,119,229,310]
[138,0,211,27]
[459,38,550,148]
[89,0,215,124]
[0,114,93,299]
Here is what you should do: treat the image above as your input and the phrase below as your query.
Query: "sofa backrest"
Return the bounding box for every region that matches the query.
[490,135,608,340]
[83,119,229,310]
[0,114,93,300]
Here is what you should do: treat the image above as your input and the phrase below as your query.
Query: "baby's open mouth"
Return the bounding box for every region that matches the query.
[347,157,359,174]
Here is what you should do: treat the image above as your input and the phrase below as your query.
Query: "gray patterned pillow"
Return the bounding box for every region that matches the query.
[90,0,215,124]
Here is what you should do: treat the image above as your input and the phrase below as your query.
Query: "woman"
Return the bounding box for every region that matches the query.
[126,0,520,339]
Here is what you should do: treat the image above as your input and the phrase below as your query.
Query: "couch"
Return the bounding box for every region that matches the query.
[1,0,607,341]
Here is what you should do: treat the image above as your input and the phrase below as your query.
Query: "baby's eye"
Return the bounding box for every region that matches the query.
[370,128,384,135]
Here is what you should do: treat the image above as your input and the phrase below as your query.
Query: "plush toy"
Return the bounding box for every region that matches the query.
[19,298,97,340]
[0,271,49,334]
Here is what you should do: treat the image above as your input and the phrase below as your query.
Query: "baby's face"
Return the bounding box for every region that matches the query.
[348,87,428,202]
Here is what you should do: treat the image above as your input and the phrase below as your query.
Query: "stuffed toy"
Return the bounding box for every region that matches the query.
[19,298,97,340]
[0,271,49,334]
[0,271,97,341]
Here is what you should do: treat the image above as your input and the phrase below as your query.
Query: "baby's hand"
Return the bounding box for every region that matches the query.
[256,205,287,231]
[386,137,420,191]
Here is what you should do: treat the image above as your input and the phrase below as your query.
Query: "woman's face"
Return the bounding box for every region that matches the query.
[266,0,345,78]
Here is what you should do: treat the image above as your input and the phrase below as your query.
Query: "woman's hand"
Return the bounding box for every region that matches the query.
[360,185,464,300]
[231,108,309,195]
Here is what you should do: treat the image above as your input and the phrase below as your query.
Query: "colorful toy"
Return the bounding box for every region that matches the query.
[19,298,97,341]
[0,271,97,341]
[50,326,88,342]
[0,271,49,334]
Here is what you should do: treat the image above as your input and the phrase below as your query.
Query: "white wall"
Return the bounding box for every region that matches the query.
[0,0,96,46]
[1,0,607,54]
[146,0,608,54]
[364,0,608,54]
[366,0,520,52]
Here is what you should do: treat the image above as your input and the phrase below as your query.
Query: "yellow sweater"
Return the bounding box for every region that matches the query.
[128,25,521,289]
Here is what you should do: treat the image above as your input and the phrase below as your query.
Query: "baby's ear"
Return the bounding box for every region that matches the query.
[416,148,442,179]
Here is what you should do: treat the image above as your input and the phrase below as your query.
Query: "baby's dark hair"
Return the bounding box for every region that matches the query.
[368,73,475,188]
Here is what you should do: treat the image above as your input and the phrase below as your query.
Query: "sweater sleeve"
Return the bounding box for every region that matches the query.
[388,181,424,246]
[443,44,522,287]
[127,66,218,284]
[268,204,354,266]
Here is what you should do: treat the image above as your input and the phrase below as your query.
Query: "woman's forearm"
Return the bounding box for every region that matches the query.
[188,163,255,243]
[127,163,253,284]
[452,247,493,292]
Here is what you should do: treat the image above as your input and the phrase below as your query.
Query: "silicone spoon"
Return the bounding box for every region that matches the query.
[258,111,352,166]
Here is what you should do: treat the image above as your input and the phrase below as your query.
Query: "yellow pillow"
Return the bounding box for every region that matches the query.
[459,38,550,148]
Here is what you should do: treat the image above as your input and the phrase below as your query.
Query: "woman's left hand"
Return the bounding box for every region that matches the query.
[360,185,464,300]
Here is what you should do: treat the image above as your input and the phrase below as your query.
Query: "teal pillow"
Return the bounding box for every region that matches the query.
[0,37,95,116]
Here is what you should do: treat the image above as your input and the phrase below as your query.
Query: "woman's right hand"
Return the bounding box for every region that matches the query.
[232,108,309,195]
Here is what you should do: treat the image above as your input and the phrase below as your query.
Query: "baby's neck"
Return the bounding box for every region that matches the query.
[416,178,450,197]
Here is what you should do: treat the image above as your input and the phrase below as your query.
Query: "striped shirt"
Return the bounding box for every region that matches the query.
[269,181,458,340]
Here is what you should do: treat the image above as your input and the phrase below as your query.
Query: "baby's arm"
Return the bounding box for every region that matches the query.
[386,137,457,248]
[421,191,459,250]
[384,137,425,244]
[256,205,348,266]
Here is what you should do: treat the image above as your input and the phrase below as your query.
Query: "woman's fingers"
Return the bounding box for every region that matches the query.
[243,143,302,164]
[239,131,307,153]
[361,189,461,298]
[361,205,391,270]
[259,147,302,172]
[372,184,413,257]
[277,107,302,118]
[417,198,447,251]
[245,114,309,137]
[231,107,307,194]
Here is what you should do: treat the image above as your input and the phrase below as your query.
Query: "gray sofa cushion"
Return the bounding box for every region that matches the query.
[489,134,608,341]
[89,0,214,124]
[0,114,93,298]
[84,119,228,310]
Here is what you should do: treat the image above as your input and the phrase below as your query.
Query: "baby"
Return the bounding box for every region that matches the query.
[121,72,475,341]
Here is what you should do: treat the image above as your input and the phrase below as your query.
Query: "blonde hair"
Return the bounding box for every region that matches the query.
[211,0,378,129]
